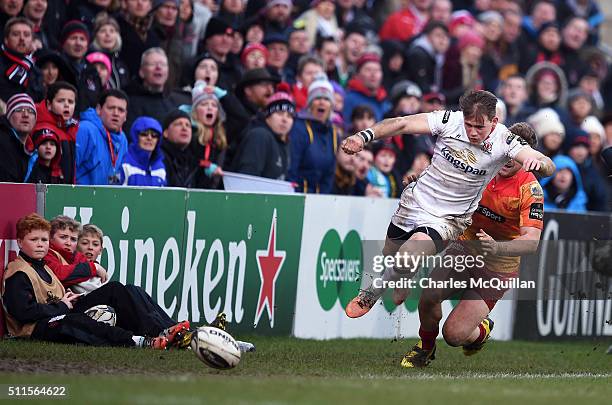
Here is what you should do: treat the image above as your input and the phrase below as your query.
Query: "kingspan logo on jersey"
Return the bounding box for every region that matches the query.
[441,147,487,175]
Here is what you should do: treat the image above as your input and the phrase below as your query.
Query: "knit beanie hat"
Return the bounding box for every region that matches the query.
[241,42,268,66]
[265,83,295,117]
[356,53,381,72]
[163,109,191,130]
[307,73,334,107]
[390,80,422,105]
[266,0,292,9]
[204,17,233,42]
[6,93,36,120]
[458,32,485,52]
[61,20,90,45]
[581,115,605,144]
[528,108,565,141]
[191,80,228,122]
[449,10,476,33]
[192,80,227,106]
[32,126,60,148]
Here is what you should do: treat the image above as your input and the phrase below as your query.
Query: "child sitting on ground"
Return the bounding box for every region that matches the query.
[44,216,107,290]
[1,213,189,349]
[75,223,178,332]
[71,223,107,294]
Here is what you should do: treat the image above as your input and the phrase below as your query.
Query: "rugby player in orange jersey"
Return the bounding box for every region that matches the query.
[400,122,545,368]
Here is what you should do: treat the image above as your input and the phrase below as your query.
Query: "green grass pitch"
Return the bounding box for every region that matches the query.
[0,337,610,404]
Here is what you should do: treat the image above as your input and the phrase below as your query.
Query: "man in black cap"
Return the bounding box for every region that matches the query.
[199,16,241,90]
[222,68,280,167]
[59,20,102,113]
[235,67,279,117]
[161,109,200,188]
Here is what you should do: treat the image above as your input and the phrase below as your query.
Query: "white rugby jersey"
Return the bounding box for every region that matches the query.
[408,110,530,217]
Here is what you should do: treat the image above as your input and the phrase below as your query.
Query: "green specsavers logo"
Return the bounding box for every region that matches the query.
[316,229,362,310]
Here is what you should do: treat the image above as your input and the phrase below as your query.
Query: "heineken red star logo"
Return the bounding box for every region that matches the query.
[254,209,286,328]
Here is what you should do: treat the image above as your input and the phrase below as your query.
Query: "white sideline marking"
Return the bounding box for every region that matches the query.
[360,372,612,380]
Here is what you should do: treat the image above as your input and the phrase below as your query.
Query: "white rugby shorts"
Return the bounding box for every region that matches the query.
[391,185,472,241]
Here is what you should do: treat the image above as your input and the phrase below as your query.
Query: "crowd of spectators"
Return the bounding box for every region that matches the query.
[0,0,610,212]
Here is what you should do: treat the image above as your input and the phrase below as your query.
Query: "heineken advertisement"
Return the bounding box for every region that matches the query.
[44,185,305,335]
[293,194,515,340]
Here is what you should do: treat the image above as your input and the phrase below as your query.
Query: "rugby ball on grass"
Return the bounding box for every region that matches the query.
[191,326,241,369]
[84,304,117,326]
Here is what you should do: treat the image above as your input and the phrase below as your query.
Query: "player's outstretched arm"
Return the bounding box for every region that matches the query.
[477,227,542,256]
[513,148,555,177]
[341,113,431,154]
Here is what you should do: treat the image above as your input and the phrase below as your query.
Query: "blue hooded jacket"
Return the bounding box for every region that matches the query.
[540,155,588,213]
[118,117,166,187]
[76,108,128,185]
[288,111,341,194]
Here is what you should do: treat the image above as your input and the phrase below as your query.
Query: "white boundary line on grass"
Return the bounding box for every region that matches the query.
[361,373,612,380]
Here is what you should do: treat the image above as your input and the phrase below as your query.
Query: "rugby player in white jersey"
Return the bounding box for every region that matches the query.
[340,90,555,318]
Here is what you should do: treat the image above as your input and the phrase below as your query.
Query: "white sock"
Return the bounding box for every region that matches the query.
[132,336,145,347]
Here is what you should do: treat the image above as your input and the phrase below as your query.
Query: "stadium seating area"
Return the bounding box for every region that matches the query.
[0,0,610,211]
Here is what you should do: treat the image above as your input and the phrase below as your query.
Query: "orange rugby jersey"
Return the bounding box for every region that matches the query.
[460,169,544,273]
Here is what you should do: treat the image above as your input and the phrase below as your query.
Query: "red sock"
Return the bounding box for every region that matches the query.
[419,327,438,350]
[471,323,487,345]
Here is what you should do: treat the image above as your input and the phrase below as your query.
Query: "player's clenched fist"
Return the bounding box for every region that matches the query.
[342,127,375,154]
[341,135,365,154]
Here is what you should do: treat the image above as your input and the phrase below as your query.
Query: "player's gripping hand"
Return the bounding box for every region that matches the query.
[476,228,499,255]
[402,173,419,186]
[341,134,365,155]
[522,157,542,173]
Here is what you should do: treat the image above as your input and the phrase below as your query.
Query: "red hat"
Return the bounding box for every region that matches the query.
[458,32,485,51]
[241,42,268,66]
[31,125,64,178]
[32,126,60,148]
[571,135,590,148]
[356,53,381,71]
